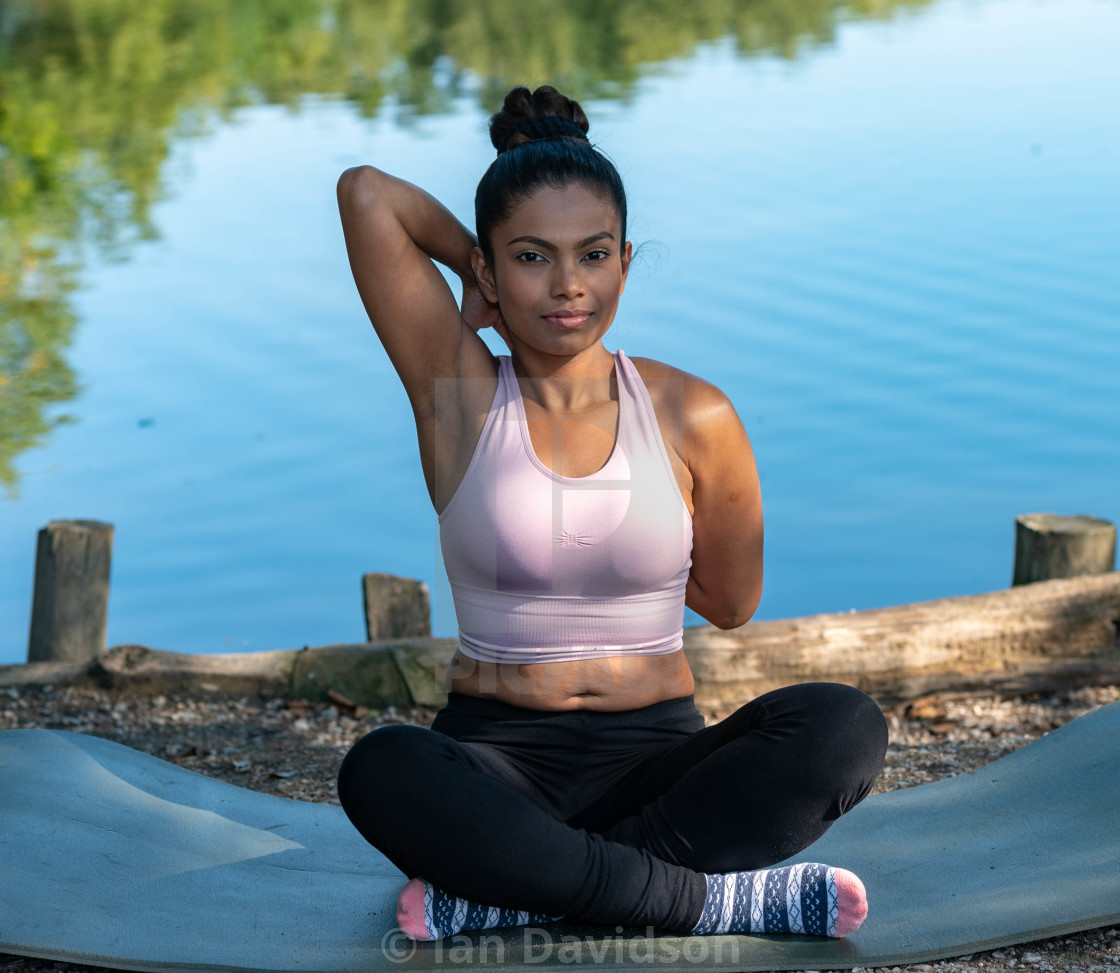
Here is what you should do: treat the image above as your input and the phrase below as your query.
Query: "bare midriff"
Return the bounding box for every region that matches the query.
[446,647,695,711]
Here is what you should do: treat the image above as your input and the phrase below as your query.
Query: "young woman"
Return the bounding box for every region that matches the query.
[336,85,888,942]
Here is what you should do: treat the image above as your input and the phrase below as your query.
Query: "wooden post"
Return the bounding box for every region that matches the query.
[1013,513,1117,586]
[27,520,114,664]
[362,572,431,640]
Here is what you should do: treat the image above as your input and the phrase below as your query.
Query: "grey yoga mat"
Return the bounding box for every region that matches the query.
[1,701,1118,973]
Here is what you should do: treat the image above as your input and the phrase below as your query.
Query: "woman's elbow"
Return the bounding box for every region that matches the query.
[689,578,762,630]
[710,598,759,630]
[337,165,386,209]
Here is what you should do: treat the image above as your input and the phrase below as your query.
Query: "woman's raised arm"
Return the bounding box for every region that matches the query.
[336,165,496,417]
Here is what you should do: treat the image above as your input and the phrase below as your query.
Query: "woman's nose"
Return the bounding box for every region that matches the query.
[552,260,585,298]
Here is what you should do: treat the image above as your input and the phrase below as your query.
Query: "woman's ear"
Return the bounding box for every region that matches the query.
[619,240,633,295]
[470,247,499,303]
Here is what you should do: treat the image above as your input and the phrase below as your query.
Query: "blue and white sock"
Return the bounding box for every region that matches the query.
[398,877,561,941]
[691,863,865,938]
[399,864,866,942]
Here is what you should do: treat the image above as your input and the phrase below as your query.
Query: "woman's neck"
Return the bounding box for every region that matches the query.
[510,342,617,413]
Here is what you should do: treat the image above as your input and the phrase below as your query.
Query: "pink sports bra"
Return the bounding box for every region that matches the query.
[438,350,693,665]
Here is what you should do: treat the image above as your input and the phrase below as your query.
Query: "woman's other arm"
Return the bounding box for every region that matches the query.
[683,379,764,629]
[336,165,496,415]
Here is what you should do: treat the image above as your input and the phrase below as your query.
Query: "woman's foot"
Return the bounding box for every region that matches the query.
[396,877,561,941]
[691,863,867,937]
[396,863,866,942]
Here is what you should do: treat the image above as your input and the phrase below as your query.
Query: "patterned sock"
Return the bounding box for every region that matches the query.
[396,877,562,941]
[690,863,867,937]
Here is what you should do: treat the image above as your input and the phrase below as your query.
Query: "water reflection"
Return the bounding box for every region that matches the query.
[0,0,938,496]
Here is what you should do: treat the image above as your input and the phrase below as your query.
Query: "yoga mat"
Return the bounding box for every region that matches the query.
[1,702,1118,972]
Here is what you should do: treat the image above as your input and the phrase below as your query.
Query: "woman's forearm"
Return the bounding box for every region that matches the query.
[337,165,477,284]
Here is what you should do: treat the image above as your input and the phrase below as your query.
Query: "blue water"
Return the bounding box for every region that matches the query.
[2,0,1118,663]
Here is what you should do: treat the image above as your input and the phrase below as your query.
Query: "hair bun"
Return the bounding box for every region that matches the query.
[489,85,590,154]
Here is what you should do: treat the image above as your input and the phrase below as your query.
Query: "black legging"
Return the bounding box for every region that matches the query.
[337,682,888,932]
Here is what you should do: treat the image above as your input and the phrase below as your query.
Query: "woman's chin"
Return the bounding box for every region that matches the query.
[507,326,614,359]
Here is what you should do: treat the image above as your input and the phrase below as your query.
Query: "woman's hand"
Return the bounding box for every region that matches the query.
[461,278,512,351]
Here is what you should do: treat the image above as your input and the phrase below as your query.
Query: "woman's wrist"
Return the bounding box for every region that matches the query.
[398,181,476,279]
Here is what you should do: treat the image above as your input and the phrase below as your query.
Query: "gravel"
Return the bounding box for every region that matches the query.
[2,682,1118,973]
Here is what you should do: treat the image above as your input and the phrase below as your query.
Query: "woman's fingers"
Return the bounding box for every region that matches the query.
[461,282,512,350]
[460,283,499,332]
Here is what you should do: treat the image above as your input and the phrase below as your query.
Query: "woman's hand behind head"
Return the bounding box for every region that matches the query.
[461,276,511,351]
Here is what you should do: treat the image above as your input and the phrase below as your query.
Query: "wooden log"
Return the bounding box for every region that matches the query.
[388,640,453,707]
[0,638,458,706]
[91,644,299,695]
[362,573,431,640]
[27,520,114,664]
[0,658,93,688]
[684,572,1120,712]
[4,576,1118,710]
[289,643,410,707]
[1013,513,1116,585]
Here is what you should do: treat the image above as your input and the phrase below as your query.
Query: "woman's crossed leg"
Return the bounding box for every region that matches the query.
[336,682,887,940]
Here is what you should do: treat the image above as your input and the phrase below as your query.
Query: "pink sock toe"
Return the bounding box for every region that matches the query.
[396,878,431,941]
[832,868,868,937]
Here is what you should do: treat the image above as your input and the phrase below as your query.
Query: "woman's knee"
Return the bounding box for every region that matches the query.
[819,680,887,756]
[801,683,888,811]
[337,724,440,818]
[336,724,450,871]
[753,682,888,808]
[771,682,887,751]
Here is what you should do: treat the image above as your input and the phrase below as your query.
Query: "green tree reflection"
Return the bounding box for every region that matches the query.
[0,0,936,495]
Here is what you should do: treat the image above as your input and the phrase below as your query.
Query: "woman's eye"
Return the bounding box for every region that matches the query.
[515,251,546,263]
[584,249,611,261]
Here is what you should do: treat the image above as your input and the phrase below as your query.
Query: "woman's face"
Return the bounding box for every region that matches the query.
[474,184,632,358]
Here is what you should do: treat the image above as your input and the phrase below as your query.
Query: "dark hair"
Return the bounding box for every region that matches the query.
[474,85,628,266]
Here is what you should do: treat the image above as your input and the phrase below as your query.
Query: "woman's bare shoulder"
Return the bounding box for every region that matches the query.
[628,355,736,420]
[627,356,747,484]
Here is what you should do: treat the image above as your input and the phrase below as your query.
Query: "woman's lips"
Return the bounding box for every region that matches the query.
[543,310,592,329]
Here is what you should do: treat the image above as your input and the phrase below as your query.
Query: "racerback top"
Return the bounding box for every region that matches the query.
[438,349,693,664]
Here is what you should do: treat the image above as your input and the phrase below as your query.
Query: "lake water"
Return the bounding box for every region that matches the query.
[2,0,1118,664]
